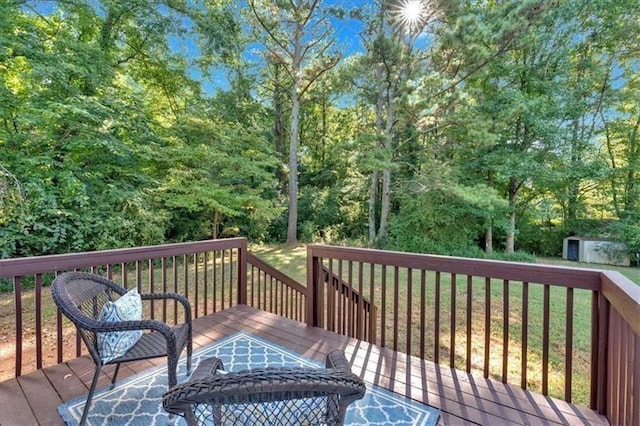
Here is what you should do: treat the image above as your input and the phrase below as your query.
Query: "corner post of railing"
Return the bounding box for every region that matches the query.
[237,238,248,305]
[306,245,322,328]
[595,288,609,414]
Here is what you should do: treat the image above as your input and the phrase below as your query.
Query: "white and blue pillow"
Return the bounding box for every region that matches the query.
[97,288,143,364]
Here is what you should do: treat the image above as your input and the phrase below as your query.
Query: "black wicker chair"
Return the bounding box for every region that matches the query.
[52,271,193,426]
[163,350,366,425]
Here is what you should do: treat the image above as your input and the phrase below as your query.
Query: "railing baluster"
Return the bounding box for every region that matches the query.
[357,262,364,340]
[173,256,178,323]
[393,266,399,352]
[542,284,550,395]
[194,253,199,318]
[122,262,128,289]
[632,329,639,426]
[250,265,255,308]
[347,260,353,338]
[203,252,209,315]
[338,259,344,335]
[149,259,155,319]
[14,276,22,377]
[450,273,456,368]
[228,250,233,309]
[407,268,412,356]
[484,276,490,378]
[502,279,509,383]
[162,258,167,323]
[267,271,271,313]
[369,263,376,344]
[565,287,574,402]
[213,251,218,313]
[35,273,42,370]
[183,255,189,306]
[434,271,440,363]
[522,281,529,389]
[56,272,63,364]
[420,270,426,359]
[135,260,141,293]
[466,275,472,373]
[279,283,283,316]
[381,265,386,348]
[328,259,334,332]
[221,250,226,310]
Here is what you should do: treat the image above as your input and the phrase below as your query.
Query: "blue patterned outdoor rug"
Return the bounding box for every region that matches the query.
[58,332,440,425]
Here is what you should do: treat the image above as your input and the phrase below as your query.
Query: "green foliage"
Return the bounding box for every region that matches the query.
[516,222,565,257]
[1,0,639,263]
[607,216,640,265]
[387,179,509,256]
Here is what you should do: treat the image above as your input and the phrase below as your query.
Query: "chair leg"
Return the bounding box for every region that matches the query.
[168,357,178,388]
[80,366,102,426]
[187,344,192,376]
[110,363,121,389]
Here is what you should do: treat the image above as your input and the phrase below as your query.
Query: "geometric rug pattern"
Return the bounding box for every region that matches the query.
[58,332,440,425]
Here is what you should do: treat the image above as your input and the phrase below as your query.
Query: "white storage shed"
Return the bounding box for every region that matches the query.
[562,237,630,266]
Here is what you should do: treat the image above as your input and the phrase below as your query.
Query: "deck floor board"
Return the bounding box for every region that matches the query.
[0,305,608,426]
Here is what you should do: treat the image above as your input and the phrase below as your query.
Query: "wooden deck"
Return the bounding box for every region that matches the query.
[0,305,608,425]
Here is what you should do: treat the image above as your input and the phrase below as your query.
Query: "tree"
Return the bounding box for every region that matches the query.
[248,0,340,244]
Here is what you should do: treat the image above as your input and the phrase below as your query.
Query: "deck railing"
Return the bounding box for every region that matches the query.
[246,252,306,322]
[306,244,639,424]
[1,238,638,424]
[0,237,329,382]
[320,265,376,343]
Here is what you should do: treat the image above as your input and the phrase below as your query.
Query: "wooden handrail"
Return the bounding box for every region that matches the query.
[245,252,307,323]
[247,253,306,295]
[600,270,640,336]
[322,266,373,313]
[0,238,248,278]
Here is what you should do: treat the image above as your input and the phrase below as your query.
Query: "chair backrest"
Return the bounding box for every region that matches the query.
[51,272,128,362]
[164,352,366,425]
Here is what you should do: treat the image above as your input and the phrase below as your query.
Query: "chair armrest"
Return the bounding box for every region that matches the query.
[326,350,352,372]
[140,292,192,324]
[92,318,174,340]
[191,357,225,381]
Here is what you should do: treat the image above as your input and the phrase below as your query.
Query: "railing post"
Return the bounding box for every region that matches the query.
[306,246,322,328]
[237,238,248,305]
[596,290,609,414]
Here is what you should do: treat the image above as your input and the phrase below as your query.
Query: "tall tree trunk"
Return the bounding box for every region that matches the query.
[368,170,379,245]
[506,177,519,253]
[287,24,303,245]
[566,117,580,230]
[287,80,300,245]
[321,89,327,165]
[485,224,493,254]
[369,67,385,246]
[624,113,640,213]
[273,62,288,192]
[377,85,395,246]
[485,170,494,253]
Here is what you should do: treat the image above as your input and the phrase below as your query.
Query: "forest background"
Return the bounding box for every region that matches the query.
[1,0,639,265]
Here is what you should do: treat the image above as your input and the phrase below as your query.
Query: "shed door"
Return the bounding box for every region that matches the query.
[567,240,579,261]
